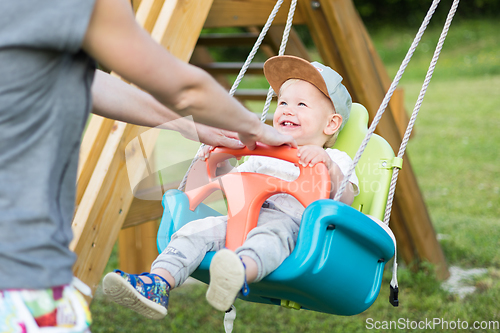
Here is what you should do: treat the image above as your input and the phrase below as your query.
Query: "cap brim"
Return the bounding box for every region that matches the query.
[263,55,329,98]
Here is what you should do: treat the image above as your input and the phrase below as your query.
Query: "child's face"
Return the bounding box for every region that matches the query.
[273,80,342,147]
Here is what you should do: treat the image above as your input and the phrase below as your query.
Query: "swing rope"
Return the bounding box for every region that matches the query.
[383,0,460,224]
[387,0,459,294]
[178,0,297,191]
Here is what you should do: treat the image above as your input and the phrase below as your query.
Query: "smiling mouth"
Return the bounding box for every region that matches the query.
[280,121,299,127]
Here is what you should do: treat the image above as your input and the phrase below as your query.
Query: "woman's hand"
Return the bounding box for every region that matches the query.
[191,124,245,150]
[239,122,297,150]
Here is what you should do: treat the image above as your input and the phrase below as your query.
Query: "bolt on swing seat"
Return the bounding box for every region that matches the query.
[157,103,398,316]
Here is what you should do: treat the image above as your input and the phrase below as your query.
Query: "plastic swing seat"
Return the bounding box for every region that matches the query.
[157,103,398,315]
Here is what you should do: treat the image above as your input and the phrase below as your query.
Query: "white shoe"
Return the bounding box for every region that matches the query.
[206,249,246,311]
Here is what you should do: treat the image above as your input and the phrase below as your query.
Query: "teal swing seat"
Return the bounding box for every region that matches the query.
[157,103,398,315]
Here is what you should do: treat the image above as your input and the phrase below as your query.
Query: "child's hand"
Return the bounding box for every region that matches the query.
[198,145,242,162]
[198,145,237,176]
[297,145,333,169]
[198,145,215,161]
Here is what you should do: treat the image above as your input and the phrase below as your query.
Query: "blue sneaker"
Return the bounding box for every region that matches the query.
[102,270,170,320]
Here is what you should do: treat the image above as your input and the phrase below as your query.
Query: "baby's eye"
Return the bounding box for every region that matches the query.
[279,101,288,106]
[298,102,307,107]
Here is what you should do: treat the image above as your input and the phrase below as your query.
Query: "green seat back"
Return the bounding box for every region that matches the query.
[332,103,396,220]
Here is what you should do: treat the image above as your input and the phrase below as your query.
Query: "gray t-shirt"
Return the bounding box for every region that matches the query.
[0,0,96,289]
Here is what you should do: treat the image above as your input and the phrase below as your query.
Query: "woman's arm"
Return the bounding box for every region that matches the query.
[91,70,244,149]
[83,0,296,149]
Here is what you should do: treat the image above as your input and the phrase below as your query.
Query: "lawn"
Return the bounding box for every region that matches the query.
[89,18,500,332]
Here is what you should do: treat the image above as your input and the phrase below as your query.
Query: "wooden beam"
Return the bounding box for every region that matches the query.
[351,2,442,277]
[151,0,214,59]
[197,33,261,47]
[265,25,311,60]
[246,26,277,58]
[386,196,417,264]
[71,0,214,296]
[123,198,164,229]
[297,0,353,94]
[77,115,115,207]
[191,46,234,91]
[135,0,165,33]
[204,0,306,28]
[131,0,143,13]
[122,182,177,230]
[356,12,412,137]
[316,0,390,125]
[194,62,264,75]
[234,89,276,101]
[390,88,413,140]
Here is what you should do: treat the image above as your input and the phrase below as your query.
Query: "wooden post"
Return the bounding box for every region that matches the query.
[77,116,115,208]
[247,26,311,60]
[131,0,143,13]
[135,0,165,33]
[118,149,161,274]
[118,220,160,274]
[390,88,414,139]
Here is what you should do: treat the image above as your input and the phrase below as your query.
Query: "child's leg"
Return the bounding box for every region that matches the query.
[236,207,300,282]
[207,206,299,311]
[240,256,258,283]
[151,215,228,288]
[137,267,174,287]
[103,215,227,319]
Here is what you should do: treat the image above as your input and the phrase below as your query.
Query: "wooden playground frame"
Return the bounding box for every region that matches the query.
[72,0,449,299]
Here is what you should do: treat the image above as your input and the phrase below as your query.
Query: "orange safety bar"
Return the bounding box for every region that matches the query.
[184,144,331,250]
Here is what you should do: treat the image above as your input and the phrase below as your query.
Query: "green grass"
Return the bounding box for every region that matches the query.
[403,75,500,270]
[89,18,500,332]
[373,19,500,80]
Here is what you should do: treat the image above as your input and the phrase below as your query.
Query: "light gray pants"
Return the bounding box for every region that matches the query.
[151,202,301,288]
